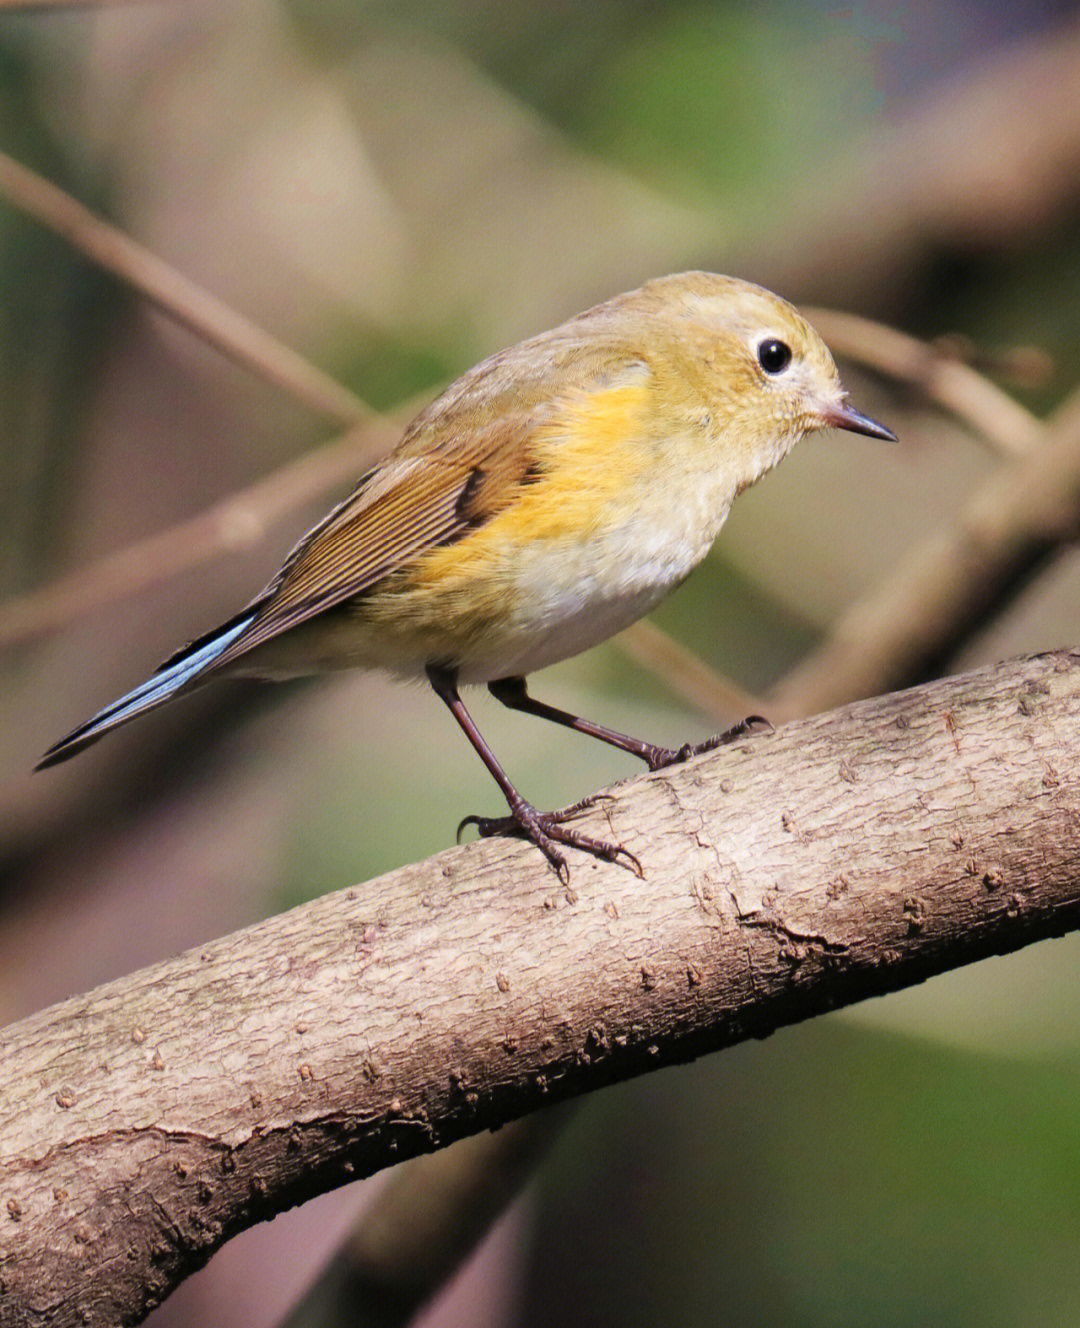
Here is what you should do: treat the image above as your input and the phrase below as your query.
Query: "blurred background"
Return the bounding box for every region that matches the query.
[3,1,1080,1325]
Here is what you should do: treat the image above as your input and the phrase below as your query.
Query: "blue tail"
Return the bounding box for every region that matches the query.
[36,612,256,770]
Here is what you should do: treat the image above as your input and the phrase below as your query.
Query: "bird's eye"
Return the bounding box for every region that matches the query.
[757,338,792,375]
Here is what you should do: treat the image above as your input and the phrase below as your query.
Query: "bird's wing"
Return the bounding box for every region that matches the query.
[207,409,542,667]
[180,332,652,672]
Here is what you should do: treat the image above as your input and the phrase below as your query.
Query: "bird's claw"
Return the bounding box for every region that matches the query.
[458,797,642,880]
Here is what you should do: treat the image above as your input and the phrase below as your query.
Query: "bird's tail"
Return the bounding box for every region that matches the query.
[35,611,257,770]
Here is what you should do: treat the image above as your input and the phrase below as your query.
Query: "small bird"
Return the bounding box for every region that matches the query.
[38,273,895,877]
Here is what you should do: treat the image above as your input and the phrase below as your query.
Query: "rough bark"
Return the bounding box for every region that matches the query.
[4,651,1080,1328]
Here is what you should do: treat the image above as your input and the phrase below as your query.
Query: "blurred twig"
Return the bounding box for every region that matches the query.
[280,1108,573,1328]
[929,335,1054,392]
[0,417,402,652]
[0,151,370,426]
[772,387,1080,720]
[617,619,764,723]
[805,308,1047,459]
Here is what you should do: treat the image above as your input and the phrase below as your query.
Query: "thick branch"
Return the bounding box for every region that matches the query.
[4,652,1080,1327]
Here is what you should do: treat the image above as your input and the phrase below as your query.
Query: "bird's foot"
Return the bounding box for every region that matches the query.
[458,793,641,884]
[642,714,773,772]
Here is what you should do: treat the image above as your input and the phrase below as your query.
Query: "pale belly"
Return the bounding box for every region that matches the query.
[452,548,690,682]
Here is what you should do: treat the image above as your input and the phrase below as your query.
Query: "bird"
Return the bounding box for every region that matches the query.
[37,272,896,879]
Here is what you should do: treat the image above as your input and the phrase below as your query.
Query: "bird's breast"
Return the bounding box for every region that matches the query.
[365,435,739,680]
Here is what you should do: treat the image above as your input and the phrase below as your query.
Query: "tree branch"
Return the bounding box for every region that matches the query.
[3,652,1080,1326]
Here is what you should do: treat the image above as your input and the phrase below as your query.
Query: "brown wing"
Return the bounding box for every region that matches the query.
[202,323,649,672]
[210,412,538,667]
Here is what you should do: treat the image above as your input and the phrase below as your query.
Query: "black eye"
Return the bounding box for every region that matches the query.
[757,338,792,375]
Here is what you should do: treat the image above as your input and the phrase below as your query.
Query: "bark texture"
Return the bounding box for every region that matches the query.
[4,651,1080,1327]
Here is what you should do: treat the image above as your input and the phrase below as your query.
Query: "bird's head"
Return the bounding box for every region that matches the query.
[630,272,896,482]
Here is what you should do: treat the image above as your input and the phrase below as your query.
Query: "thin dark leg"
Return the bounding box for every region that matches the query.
[427,665,641,881]
[489,676,770,772]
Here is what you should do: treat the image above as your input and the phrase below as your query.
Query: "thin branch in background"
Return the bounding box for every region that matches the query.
[615,618,767,725]
[772,385,1080,719]
[0,420,400,651]
[0,151,371,427]
[804,308,1047,458]
[280,1107,574,1328]
[929,334,1055,391]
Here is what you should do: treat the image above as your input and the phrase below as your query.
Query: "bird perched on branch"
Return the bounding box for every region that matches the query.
[38,272,895,878]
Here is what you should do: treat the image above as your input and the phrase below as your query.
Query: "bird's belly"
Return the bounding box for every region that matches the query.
[452,532,695,681]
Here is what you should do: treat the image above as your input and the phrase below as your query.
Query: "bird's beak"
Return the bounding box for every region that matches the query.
[821,400,898,442]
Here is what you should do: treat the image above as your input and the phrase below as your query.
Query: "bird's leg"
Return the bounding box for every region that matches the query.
[426,665,641,882]
[488,676,771,772]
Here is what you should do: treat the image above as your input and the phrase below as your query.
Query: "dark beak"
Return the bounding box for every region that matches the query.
[822,401,898,442]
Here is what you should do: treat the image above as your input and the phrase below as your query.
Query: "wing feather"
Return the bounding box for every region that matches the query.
[200,340,648,673]
[210,415,538,667]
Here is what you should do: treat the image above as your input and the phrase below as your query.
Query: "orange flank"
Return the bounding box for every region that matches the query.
[436,378,652,555]
[352,377,658,652]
